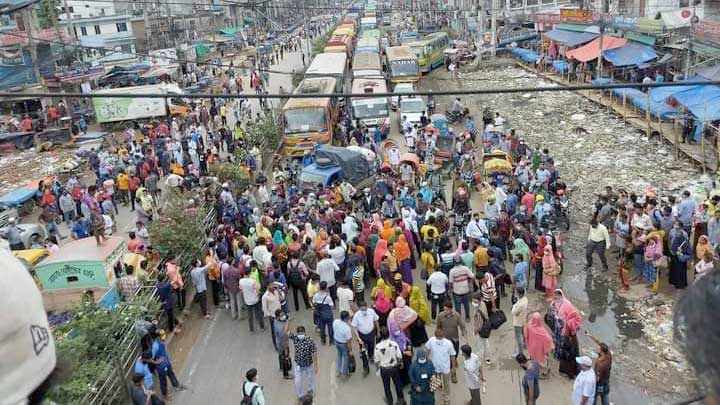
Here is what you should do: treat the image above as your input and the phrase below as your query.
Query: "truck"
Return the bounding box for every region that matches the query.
[92,83,192,123]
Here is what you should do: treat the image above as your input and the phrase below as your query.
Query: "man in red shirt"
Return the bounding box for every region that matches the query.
[128,174,140,211]
[21,115,33,132]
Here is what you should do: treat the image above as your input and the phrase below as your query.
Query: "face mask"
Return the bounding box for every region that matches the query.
[418,358,426,364]
[296,334,305,339]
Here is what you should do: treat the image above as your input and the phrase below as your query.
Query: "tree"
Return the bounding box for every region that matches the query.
[148,191,210,266]
[35,0,59,29]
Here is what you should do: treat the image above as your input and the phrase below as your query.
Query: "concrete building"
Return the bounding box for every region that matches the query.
[59,13,136,57]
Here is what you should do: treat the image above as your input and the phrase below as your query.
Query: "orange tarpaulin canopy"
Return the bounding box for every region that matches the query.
[565,36,627,63]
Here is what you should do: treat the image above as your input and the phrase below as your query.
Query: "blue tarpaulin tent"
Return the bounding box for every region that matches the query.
[510,48,541,63]
[603,42,657,67]
[544,29,598,47]
[649,78,708,103]
[673,85,720,122]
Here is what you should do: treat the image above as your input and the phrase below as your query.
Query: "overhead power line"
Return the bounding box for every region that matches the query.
[3,80,719,99]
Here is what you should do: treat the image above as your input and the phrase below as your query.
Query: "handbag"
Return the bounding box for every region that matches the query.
[429,374,444,392]
[652,255,668,269]
[490,309,507,330]
[348,354,356,374]
[420,268,428,280]
[479,319,492,338]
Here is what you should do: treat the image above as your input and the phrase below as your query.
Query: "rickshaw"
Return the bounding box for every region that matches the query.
[482,149,513,184]
[398,152,421,188]
[427,114,455,163]
[482,124,505,152]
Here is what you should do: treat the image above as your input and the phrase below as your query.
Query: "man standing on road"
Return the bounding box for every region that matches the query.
[317,251,339,301]
[290,325,318,401]
[587,334,612,405]
[426,262,448,320]
[425,327,456,405]
[352,300,379,376]
[461,344,484,405]
[374,326,406,405]
[222,259,243,320]
[333,310,353,379]
[273,309,293,380]
[436,302,466,383]
[262,282,282,348]
[516,353,540,405]
[239,270,264,332]
[190,259,212,319]
[242,368,265,405]
[313,281,335,345]
[511,287,529,357]
[572,356,597,405]
[449,256,475,321]
[586,218,610,270]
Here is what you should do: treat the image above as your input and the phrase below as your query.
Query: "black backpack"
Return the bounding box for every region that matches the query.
[241,382,258,405]
[288,260,304,286]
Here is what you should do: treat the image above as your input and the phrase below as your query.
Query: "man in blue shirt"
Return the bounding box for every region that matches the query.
[513,254,529,291]
[678,190,696,233]
[332,310,353,378]
[151,329,185,399]
[71,216,90,239]
[134,352,154,391]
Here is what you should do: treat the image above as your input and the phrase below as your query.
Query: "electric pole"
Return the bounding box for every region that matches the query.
[490,0,497,56]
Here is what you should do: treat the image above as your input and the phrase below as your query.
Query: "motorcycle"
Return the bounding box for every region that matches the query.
[446,107,470,124]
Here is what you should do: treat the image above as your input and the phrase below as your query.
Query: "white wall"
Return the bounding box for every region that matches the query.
[59,1,118,20]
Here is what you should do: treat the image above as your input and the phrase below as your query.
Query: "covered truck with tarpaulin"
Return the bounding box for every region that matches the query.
[313,145,374,191]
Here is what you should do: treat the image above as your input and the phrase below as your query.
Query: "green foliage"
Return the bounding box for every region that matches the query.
[48,291,161,403]
[148,191,209,264]
[312,33,329,56]
[35,0,59,29]
[209,161,251,192]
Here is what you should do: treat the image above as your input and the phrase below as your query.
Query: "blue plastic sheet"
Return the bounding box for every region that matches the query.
[630,97,678,119]
[552,60,569,73]
[602,42,657,67]
[673,85,720,122]
[544,29,597,47]
[510,48,540,63]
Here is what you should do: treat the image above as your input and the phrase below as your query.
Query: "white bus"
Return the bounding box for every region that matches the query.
[351,77,389,137]
[304,52,348,92]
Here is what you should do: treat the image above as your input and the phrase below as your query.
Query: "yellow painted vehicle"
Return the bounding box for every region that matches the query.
[281,78,339,156]
[408,32,450,73]
[385,46,420,84]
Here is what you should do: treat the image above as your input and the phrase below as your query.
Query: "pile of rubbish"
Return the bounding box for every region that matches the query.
[629,298,688,372]
[0,149,76,194]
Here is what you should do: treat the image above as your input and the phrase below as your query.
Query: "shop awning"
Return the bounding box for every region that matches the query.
[603,42,657,67]
[544,28,597,47]
[555,23,600,34]
[220,27,242,36]
[565,35,627,62]
[697,64,720,81]
[672,85,720,122]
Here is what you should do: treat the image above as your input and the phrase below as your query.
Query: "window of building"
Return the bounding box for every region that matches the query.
[94,25,101,34]
[116,22,128,32]
[80,26,87,36]
[526,0,538,5]
[679,0,689,6]
[509,0,524,8]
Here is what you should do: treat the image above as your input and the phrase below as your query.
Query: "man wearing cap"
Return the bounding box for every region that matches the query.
[572,356,596,405]
[409,348,434,405]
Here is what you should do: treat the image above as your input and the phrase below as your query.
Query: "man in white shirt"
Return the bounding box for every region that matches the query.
[261,282,282,348]
[351,301,379,376]
[461,344,484,405]
[316,251,339,300]
[374,326,405,405]
[572,356,596,405]
[239,270,264,333]
[426,269,449,320]
[465,213,488,242]
[313,281,335,345]
[511,287,529,357]
[336,280,354,316]
[425,328,456,405]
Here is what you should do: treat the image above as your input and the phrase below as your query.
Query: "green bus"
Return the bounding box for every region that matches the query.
[408,32,449,73]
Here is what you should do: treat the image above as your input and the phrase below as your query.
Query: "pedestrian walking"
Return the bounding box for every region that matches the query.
[408,349,434,405]
[352,300,379,376]
[436,302,466,381]
[448,256,475,321]
[511,287,529,356]
[572,356,596,405]
[312,281,335,345]
[461,344,484,405]
[273,309,293,379]
[333,310,353,379]
[241,368,265,405]
[150,329,186,400]
[516,353,541,405]
[586,218,610,270]
[239,270,265,332]
[222,259,243,320]
[288,324,318,401]
[374,326,406,405]
[190,259,211,319]
[425,328,456,405]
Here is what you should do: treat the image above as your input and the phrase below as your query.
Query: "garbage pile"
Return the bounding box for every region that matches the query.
[0,148,76,194]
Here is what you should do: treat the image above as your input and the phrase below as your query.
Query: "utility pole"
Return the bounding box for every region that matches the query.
[596,23,604,78]
[62,0,77,40]
[490,0,497,56]
[21,8,41,84]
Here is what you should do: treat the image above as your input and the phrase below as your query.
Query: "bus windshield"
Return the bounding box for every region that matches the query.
[390,60,418,76]
[284,108,327,134]
[353,99,389,118]
[400,98,425,113]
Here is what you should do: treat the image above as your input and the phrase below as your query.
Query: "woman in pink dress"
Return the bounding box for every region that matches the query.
[524,312,554,376]
[541,245,559,299]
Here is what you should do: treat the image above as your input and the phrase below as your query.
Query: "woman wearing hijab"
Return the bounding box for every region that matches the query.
[389,297,417,387]
[510,238,531,263]
[255,221,272,241]
[389,296,418,330]
[315,228,329,253]
[409,286,431,325]
[374,239,389,278]
[381,219,395,241]
[374,289,393,327]
[643,234,663,285]
[303,223,317,246]
[669,221,691,289]
[541,245,559,300]
[409,349,435,405]
[396,235,414,284]
[372,278,393,300]
[551,289,581,378]
[696,235,712,261]
[368,233,380,275]
[371,212,384,232]
[524,312,554,377]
